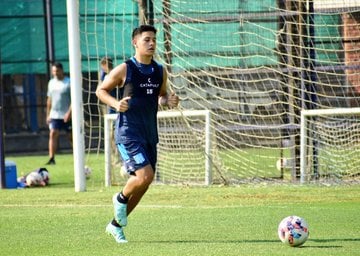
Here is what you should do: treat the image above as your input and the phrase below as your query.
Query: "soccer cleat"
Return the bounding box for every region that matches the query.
[105,223,128,243]
[112,193,128,227]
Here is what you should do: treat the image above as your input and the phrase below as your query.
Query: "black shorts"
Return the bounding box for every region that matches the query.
[49,119,72,132]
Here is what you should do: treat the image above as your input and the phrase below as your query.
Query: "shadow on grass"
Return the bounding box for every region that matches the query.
[47,182,74,187]
[302,237,359,248]
[136,237,359,247]
[310,238,360,243]
[137,239,280,244]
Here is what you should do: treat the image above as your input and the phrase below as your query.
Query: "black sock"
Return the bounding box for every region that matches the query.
[117,191,129,204]
[111,219,121,227]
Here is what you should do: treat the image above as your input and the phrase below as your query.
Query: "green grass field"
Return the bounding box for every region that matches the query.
[1,154,359,256]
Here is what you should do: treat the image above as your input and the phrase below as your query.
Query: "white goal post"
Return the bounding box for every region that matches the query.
[300,107,360,184]
[104,109,213,186]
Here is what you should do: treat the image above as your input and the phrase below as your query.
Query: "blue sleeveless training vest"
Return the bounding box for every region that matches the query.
[115,58,163,145]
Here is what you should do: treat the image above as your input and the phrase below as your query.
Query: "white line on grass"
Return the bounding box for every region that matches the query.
[1,204,250,209]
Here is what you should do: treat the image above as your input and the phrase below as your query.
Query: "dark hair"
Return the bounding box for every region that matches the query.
[52,62,63,70]
[100,57,113,67]
[132,25,157,39]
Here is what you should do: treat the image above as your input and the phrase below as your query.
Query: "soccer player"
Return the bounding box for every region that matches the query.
[96,25,179,243]
[46,62,72,165]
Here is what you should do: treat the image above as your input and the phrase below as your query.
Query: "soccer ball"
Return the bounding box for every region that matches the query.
[276,157,293,171]
[84,165,92,179]
[278,216,309,247]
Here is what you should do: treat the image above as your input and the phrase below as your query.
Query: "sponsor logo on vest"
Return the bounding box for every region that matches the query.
[140,77,159,88]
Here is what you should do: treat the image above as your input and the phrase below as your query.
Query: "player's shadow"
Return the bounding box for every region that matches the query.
[142,238,359,247]
[311,238,359,242]
[300,238,359,248]
[141,239,279,244]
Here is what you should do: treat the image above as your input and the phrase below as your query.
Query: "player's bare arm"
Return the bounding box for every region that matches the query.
[96,63,130,112]
[64,104,72,123]
[158,68,179,108]
[46,97,52,124]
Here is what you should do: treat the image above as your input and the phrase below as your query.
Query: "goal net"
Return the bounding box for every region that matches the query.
[104,109,224,186]
[79,0,360,185]
[300,108,360,183]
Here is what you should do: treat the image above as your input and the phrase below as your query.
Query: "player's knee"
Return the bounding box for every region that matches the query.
[50,130,59,138]
[140,174,154,187]
[138,168,154,186]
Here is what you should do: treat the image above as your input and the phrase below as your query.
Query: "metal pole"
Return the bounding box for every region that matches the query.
[299,110,307,184]
[148,0,154,25]
[204,110,212,185]
[0,50,5,188]
[104,114,115,187]
[277,0,287,179]
[66,0,86,192]
[308,0,319,179]
[44,0,54,76]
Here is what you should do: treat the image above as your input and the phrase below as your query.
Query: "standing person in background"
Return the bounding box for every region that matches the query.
[96,25,179,243]
[45,62,72,165]
[99,56,122,166]
[100,56,113,82]
[99,57,117,114]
